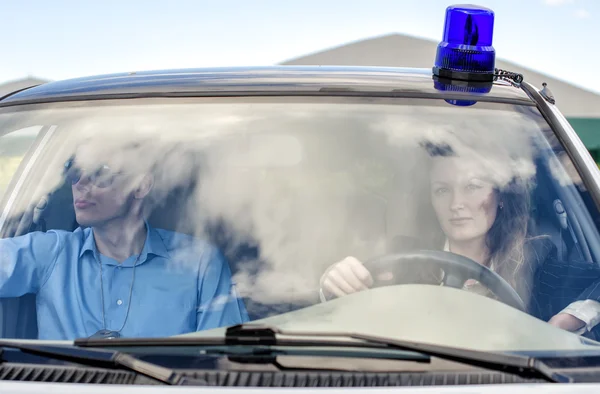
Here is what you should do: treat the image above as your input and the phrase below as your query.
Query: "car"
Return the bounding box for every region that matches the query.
[0,3,599,392]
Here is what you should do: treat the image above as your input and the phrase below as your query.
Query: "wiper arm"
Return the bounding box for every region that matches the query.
[77,324,570,383]
[0,341,185,385]
[226,325,571,383]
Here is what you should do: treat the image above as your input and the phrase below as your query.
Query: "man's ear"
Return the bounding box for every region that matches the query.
[133,174,154,200]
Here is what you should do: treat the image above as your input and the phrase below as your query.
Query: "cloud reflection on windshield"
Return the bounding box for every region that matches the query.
[0,102,550,318]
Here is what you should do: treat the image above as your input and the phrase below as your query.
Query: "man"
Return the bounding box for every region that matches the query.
[0,143,249,340]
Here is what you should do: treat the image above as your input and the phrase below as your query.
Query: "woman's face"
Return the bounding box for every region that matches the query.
[429,156,499,244]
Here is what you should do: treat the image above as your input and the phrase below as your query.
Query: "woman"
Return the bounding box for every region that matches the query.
[319,142,600,335]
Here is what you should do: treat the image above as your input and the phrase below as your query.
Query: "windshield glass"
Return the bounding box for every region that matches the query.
[0,97,599,352]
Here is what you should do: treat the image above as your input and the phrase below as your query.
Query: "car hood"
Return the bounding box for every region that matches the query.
[182,284,599,352]
[8,285,596,352]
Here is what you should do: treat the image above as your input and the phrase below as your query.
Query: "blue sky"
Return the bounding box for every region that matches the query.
[2,0,599,92]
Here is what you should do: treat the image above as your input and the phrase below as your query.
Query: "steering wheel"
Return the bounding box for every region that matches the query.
[363,250,526,311]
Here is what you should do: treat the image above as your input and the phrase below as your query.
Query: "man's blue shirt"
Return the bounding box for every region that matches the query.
[0,225,249,339]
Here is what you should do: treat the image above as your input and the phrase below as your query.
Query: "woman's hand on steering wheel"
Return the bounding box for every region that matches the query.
[320,257,373,299]
[320,251,526,312]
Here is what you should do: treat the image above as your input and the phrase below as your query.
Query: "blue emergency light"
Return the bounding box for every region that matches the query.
[433,4,496,81]
[433,4,496,106]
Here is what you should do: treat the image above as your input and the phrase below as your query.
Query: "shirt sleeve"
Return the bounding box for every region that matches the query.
[0,231,62,297]
[196,245,249,331]
[559,300,600,334]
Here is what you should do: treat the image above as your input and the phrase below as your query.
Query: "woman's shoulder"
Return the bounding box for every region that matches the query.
[523,236,557,265]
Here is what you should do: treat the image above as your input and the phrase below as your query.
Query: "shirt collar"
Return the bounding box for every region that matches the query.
[79,221,169,261]
[443,239,450,252]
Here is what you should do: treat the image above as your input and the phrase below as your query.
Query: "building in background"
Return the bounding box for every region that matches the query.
[281,34,600,161]
[2,40,599,161]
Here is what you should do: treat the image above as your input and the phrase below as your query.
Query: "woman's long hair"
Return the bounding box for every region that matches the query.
[420,142,532,288]
[486,179,531,288]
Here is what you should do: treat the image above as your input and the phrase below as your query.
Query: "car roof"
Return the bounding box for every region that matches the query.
[0,66,534,106]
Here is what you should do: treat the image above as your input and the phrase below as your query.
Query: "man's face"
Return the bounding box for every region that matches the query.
[66,151,138,228]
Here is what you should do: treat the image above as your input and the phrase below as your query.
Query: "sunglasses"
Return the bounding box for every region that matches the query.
[64,158,123,188]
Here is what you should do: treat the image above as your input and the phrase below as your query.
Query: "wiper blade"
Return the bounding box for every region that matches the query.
[235,325,572,383]
[266,325,573,383]
[77,324,570,383]
[0,341,185,385]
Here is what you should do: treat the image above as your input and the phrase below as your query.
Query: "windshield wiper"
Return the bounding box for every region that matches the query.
[0,341,188,385]
[224,325,569,382]
[75,324,571,383]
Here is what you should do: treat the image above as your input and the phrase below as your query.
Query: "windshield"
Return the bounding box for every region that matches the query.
[0,96,599,352]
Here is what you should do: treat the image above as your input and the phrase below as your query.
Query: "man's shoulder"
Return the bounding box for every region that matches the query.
[44,227,88,243]
[9,227,91,257]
